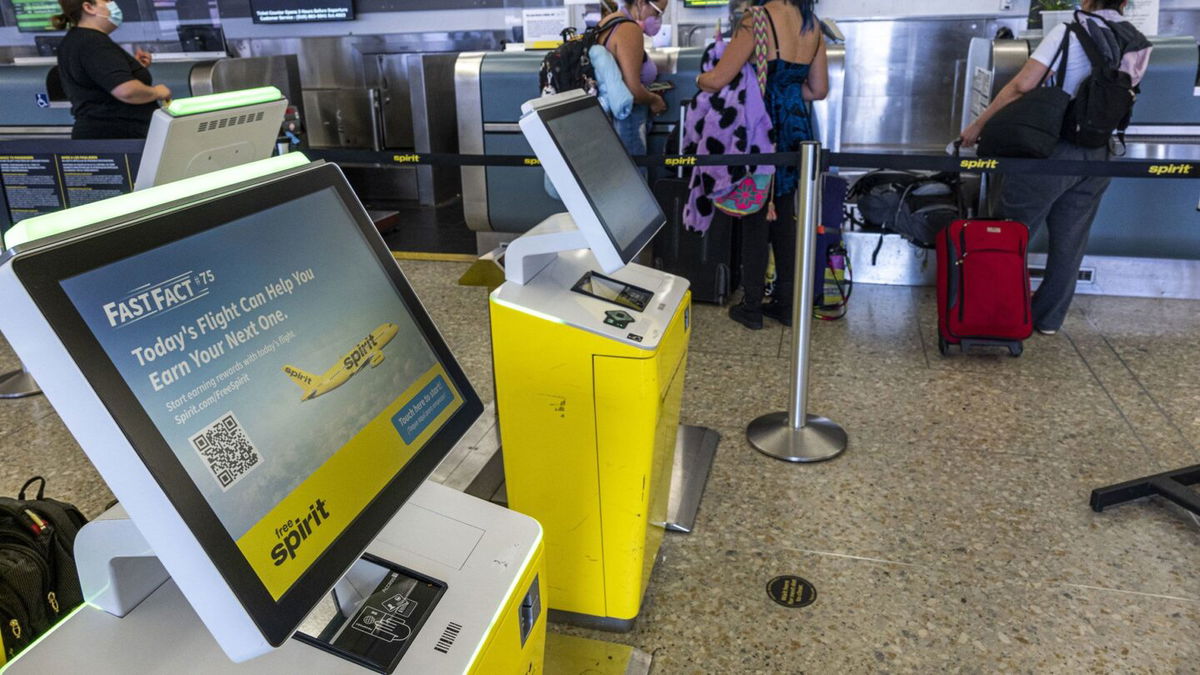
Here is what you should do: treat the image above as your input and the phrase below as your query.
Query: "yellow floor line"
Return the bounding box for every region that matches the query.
[391,251,478,263]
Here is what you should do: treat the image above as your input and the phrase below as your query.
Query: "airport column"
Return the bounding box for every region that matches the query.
[747,142,848,462]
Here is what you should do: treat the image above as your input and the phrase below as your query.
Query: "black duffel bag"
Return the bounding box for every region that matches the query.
[978,32,1071,159]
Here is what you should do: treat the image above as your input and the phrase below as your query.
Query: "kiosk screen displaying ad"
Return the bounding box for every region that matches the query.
[59,186,463,600]
[11,0,60,32]
[249,0,354,23]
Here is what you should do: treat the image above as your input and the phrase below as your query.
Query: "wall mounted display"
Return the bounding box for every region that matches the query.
[249,0,354,23]
[11,0,61,32]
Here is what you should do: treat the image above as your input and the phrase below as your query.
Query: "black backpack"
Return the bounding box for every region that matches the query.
[1061,12,1144,149]
[0,477,87,664]
[538,19,634,97]
[847,171,961,250]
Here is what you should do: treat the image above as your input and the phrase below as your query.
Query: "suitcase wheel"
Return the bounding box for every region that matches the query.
[1009,342,1023,358]
[937,336,950,356]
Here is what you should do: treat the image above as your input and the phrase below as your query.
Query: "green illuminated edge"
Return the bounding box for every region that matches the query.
[0,602,87,672]
[4,153,310,250]
[165,86,284,118]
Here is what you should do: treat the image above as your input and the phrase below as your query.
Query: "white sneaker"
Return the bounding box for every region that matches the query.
[1036,327,1058,336]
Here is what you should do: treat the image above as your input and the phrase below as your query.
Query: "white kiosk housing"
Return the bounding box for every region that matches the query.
[135,86,288,190]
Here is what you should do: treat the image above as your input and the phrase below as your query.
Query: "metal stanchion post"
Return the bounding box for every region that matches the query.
[747,142,847,462]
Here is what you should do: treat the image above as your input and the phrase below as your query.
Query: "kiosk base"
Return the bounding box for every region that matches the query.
[0,368,40,399]
[7,483,546,674]
[545,632,652,674]
[666,425,720,534]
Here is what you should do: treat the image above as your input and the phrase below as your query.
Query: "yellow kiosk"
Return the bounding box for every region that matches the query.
[0,155,545,673]
[491,91,694,630]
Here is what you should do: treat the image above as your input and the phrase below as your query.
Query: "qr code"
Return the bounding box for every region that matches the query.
[188,412,261,491]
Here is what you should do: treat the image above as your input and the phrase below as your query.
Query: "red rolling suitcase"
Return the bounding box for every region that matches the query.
[936,218,1032,357]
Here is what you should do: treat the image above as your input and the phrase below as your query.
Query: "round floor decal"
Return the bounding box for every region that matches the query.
[766,575,817,608]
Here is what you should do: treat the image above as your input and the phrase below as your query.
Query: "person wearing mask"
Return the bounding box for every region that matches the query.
[697,0,828,329]
[53,0,171,139]
[960,0,1150,335]
[597,0,670,157]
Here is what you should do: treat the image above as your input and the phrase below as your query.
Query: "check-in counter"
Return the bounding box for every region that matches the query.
[455,47,702,235]
[455,42,845,237]
[967,35,1200,280]
[0,56,300,139]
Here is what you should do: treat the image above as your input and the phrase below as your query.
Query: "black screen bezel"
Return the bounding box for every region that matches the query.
[535,95,665,266]
[10,162,482,647]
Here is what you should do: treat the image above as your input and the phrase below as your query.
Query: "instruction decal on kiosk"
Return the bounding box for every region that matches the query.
[60,187,464,600]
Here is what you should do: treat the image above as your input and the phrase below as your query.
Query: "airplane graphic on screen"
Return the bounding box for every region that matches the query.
[282,322,400,401]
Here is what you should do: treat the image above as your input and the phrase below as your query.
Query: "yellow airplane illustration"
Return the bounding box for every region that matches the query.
[282,323,400,401]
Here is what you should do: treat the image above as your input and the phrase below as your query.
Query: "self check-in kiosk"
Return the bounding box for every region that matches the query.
[491,91,691,630]
[0,154,546,673]
[135,86,288,191]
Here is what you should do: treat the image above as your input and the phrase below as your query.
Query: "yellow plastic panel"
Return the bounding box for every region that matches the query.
[492,300,611,616]
[593,296,689,619]
[492,291,690,622]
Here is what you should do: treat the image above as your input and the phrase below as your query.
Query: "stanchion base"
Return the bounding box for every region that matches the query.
[0,369,41,399]
[747,412,847,463]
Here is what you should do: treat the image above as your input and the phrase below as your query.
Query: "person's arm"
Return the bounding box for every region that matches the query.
[696,16,755,93]
[111,80,170,105]
[959,58,1050,146]
[802,35,828,101]
[609,22,665,113]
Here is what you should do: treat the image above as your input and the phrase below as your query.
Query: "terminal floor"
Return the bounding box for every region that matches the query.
[4,260,1200,673]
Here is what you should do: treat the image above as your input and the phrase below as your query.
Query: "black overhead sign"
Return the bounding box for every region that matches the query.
[249,0,355,23]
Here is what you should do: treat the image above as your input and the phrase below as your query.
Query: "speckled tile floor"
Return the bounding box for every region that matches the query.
[3,260,1200,673]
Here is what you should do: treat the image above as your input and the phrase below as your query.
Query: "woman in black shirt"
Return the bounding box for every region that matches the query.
[53,0,171,139]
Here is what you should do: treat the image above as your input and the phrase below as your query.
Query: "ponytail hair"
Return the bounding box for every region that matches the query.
[755,0,817,32]
[52,0,86,30]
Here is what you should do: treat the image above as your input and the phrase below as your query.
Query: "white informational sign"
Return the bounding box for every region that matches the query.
[968,66,994,125]
[1122,0,1159,36]
[522,8,569,46]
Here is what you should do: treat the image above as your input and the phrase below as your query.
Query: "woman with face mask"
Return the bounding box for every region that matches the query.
[52,0,172,139]
[596,0,670,157]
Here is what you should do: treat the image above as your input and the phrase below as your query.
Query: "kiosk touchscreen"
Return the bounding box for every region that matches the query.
[492,91,700,630]
[135,86,288,191]
[0,157,545,673]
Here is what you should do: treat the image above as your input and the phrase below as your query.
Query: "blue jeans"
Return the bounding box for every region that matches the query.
[613,104,648,157]
[999,141,1111,331]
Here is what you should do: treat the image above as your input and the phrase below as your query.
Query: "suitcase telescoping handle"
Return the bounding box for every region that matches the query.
[952,139,969,219]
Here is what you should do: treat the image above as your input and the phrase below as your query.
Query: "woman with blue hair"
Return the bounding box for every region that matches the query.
[697,0,829,329]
